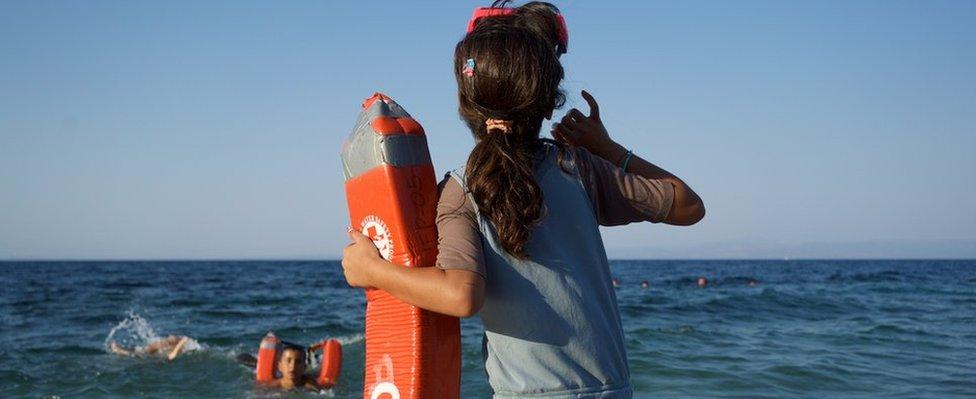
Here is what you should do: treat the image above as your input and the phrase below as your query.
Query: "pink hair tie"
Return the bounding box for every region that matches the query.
[485,118,512,134]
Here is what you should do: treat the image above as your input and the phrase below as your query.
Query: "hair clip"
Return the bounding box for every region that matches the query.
[463,58,476,77]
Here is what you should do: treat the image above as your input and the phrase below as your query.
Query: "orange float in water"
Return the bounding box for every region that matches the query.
[309,338,343,387]
[341,93,461,399]
[255,332,280,382]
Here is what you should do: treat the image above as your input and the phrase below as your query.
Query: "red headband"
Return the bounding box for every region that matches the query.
[465,6,569,54]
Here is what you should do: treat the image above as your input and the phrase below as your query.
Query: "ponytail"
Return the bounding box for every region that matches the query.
[466,127,544,258]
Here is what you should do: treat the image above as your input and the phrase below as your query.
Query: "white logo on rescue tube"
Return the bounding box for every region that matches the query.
[370,354,400,399]
[361,215,393,260]
[370,382,400,399]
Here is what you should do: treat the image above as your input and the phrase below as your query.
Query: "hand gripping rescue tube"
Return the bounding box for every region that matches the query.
[341,93,461,399]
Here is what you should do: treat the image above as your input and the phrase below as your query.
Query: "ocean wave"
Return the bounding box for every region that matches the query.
[24,345,105,356]
[862,324,921,335]
[654,288,870,321]
[98,281,155,290]
[826,270,905,283]
[333,333,364,346]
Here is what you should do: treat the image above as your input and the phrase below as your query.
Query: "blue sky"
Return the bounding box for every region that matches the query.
[1,1,974,259]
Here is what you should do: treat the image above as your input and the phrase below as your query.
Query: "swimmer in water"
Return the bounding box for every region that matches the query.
[236,343,337,391]
[262,345,332,391]
[640,280,649,289]
[108,335,190,361]
[748,279,758,287]
[697,276,708,288]
[612,278,621,288]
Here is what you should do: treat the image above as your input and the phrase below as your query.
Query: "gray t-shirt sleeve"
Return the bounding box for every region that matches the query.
[574,147,674,225]
[434,175,487,278]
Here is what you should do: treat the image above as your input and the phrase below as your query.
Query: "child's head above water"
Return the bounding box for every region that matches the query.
[455,1,567,258]
[277,345,307,383]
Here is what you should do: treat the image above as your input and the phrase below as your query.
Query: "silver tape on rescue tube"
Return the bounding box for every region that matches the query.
[341,97,432,181]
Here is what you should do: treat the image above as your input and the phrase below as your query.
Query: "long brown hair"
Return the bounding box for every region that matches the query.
[505,1,568,56]
[454,3,566,258]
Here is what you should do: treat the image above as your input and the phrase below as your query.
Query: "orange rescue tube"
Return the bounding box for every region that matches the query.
[310,339,343,388]
[255,332,280,383]
[341,93,461,399]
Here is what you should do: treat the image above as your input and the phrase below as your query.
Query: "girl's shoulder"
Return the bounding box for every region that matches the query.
[437,173,476,219]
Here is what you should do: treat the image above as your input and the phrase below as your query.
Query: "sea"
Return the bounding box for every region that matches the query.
[1,260,973,398]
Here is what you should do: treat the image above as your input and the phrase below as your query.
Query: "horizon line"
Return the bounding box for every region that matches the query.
[1,257,974,262]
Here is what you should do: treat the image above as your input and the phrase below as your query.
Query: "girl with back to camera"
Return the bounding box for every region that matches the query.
[341,2,704,397]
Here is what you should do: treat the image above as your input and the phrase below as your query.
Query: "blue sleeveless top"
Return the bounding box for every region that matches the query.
[450,144,633,398]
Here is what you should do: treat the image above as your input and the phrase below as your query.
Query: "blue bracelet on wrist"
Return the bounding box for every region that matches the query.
[621,150,634,172]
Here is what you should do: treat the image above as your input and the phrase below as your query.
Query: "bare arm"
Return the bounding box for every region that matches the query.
[552,90,705,225]
[166,336,189,361]
[108,341,136,357]
[340,230,485,318]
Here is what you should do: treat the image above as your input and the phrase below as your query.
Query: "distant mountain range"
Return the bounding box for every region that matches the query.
[606,239,976,259]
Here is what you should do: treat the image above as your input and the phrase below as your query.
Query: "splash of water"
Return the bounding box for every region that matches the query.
[104,311,162,351]
[334,333,364,346]
[104,311,202,354]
